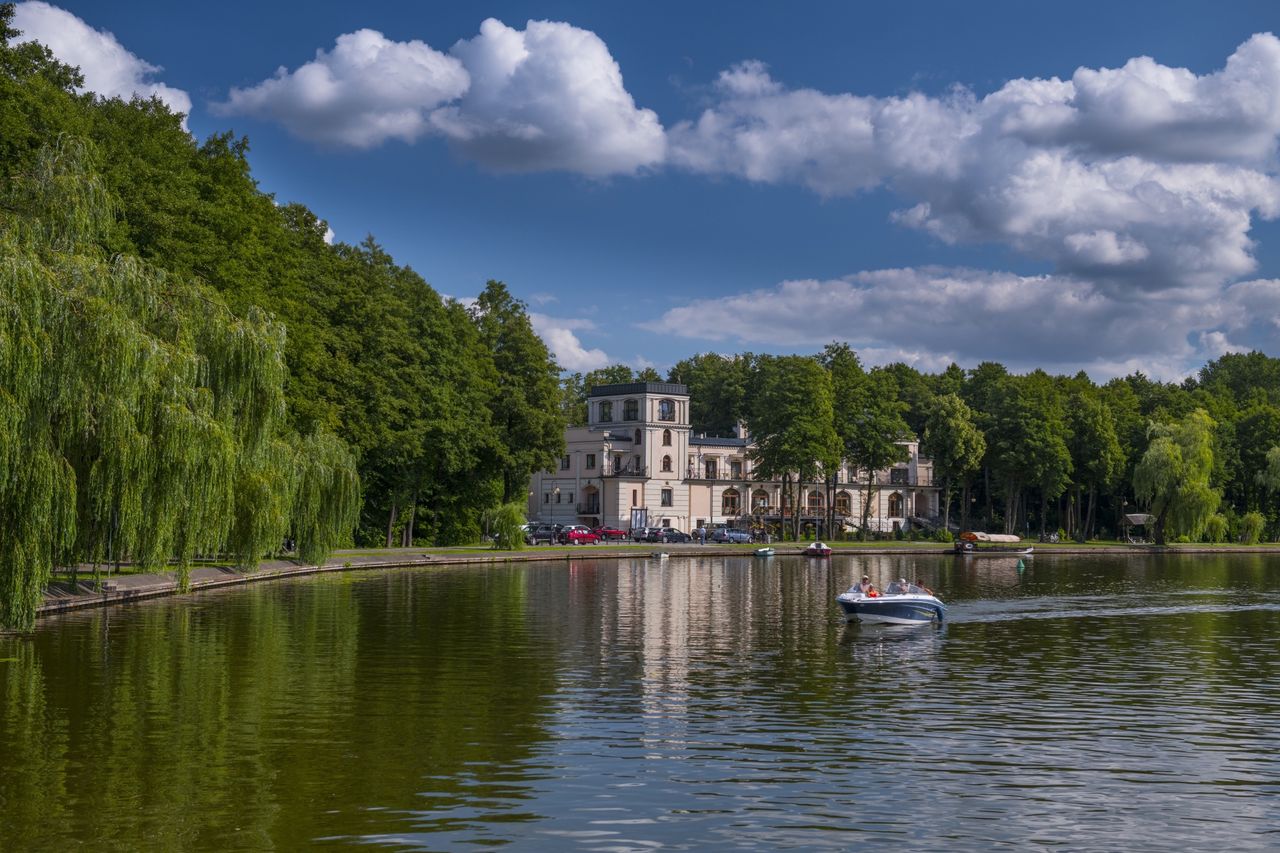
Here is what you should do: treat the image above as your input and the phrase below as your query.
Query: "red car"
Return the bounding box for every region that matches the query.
[559,525,600,545]
[592,526,628,541]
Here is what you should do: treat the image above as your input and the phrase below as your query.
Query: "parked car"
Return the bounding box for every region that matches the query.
[710,528,752,544]
[559,525,600,545]
[631,527,659,542]
[651,528,690,543]
[525,524,559,545]
[593,526,629,541]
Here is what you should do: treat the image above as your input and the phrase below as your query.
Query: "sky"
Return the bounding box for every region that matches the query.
[12,1,1280,381]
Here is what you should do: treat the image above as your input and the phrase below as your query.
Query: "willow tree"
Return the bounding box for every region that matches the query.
[1133,409,1220,546]
[0,138,358,629]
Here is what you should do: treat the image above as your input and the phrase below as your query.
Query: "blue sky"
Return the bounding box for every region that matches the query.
[14,1,1280,379]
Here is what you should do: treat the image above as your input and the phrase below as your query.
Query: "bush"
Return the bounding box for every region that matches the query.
[1239,511,1265,545]
[1204,513,1228,544]
[484,501,527,551]
[934,529,954,543]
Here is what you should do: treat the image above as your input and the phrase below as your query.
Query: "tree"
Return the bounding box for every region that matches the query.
[1133,409,1220,545]
[1065,391,1124,541]
[985,372,1072,536]
[0,138,358,629]
[922,394,985,534]
[745,356,840,540]
[669,352,751,436]
[471,281,566,504]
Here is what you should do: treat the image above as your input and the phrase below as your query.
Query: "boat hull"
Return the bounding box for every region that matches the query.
[836,593,945,625]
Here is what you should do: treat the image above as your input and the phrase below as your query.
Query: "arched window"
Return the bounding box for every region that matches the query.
[634,428,642,445]
[835,491,852,516]
[807,490,824,513]
[662,428,672,446]
[888,492,904,517]
[662,455,672,472]
[722,488,741,515]
[752,489,770,511]
[623,399,638,421]
[658,399,675,422]
[599,401,612,422]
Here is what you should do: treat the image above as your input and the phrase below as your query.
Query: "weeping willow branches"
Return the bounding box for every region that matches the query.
[0,137,359,629]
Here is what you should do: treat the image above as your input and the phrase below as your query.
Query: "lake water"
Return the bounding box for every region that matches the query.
[2,553,1279,850]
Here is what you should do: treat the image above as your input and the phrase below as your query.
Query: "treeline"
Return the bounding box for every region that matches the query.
[0,9,563,627]
[564,346,1280,546]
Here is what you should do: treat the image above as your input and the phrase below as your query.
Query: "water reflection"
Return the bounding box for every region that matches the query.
[1,553,1278,850]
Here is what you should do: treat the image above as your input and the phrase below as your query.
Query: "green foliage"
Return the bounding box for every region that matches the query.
[1239,510,1265,545]
[922,393,985,531]
[484,502,527,551]
[1134,410,1220,545]
[1204,513,1228,543]
[933,528,954,543]
[669,352,753,436]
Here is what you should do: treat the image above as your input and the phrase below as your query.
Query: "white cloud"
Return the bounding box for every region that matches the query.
[529,313,611,371]
[646,266,1250,380]
[322,227,335,245]
[13,2,191,122]
[669,37,1280,302]
[216,18,664,175]
[215,28,468,148]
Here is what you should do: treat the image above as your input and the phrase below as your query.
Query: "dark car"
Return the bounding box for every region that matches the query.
[525,524,559,545]
[631,527,659,542]
[653,528,690,543]
[710,528,752,544]
[593,526,629,541]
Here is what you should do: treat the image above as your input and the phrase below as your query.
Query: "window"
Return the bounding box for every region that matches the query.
[568,493,574,504]
[560,455,570,470]
[634,428,642,445]
[808,490,824,512]
[722,488,740,515]
[752,489,770,510]
[599,401,613,422]
[623,399,639,421]
[662,519,671,528]
[634,454,642,472]
[835,491,852,516]
[704,459,717,479]
[661,488,673,507]
[890,467,909,485]
[730,460,742,479]
[544,493,550,504]
[662,455,672,472]
[658,399,675,421]
[613,455,622,473]
[632,489,637,506]
[586,453,596,470]
[662,429,672,446]
[888,492,904,517]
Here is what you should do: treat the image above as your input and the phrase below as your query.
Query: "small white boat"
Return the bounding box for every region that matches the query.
[836,580,945,625]
[651,551,670,560]
[802,542,832,557]
[954,532,1033,557]
[753,547,775,557]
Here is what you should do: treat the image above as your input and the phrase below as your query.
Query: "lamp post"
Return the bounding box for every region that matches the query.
[553,486,560,525]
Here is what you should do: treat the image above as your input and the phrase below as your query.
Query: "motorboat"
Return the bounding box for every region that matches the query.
[836,579,945,625]
[954,532,1033,557]
[753,547,775,557]
[802,542,832,557]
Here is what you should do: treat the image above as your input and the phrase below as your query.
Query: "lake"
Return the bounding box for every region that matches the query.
[2,553,1278,850]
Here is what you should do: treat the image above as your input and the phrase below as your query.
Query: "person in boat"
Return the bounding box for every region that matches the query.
[854,575,877,595]
[914,579,933,595]
[887,577,910,594]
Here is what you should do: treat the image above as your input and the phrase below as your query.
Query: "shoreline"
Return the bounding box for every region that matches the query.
[31,542,1280,624]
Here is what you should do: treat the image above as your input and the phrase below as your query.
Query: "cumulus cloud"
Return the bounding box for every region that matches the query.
[529,313,611,371]
[216,18,664,175]
[215,29,468,147]
[13,2,191,121]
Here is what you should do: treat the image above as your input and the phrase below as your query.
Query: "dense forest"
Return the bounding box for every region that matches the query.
[564,346,1280,547]
[0,8,564,628]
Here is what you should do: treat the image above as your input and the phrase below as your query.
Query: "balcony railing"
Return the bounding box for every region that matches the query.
[576,502,601,514]
[603,464,647,478]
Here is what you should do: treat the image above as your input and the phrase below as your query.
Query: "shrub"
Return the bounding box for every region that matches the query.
[1203,513,1228,543]
[1239,511,1265,545]
[484,501,527,551]
[934,529,954,543]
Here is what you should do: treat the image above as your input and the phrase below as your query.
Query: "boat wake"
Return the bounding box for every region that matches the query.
[951,593,1280,624]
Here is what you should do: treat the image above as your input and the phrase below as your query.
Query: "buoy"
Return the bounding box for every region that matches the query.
[1017,559,1025,572]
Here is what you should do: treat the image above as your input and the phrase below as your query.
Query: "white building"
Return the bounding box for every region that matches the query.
[528,382,940,534]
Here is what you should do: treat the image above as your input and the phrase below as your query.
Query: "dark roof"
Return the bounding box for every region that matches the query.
[689,435,747,447]
[588,382,688,398]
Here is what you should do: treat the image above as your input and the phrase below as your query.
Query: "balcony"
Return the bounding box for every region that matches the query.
[576,502,601,514]
[603,464,647,478]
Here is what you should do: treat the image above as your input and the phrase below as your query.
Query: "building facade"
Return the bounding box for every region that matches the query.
[528,382,940,534]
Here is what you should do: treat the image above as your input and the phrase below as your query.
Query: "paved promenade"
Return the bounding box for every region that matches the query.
[35,541,1268,621]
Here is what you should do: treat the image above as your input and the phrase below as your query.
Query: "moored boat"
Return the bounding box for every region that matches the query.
[954,532,1033,557]
[836,579,945,625]
[754,547,775,557]
[802,541,832,557]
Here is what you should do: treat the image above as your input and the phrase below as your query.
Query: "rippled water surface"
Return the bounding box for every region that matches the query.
[3,553,1279,850]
